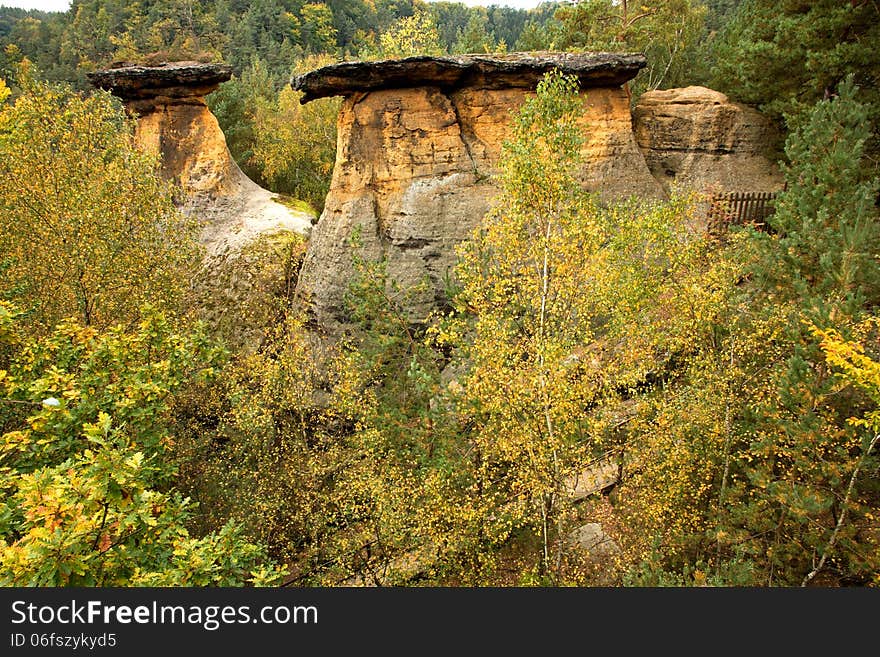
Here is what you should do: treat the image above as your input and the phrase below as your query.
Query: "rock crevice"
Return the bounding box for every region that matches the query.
[448,93,481,178]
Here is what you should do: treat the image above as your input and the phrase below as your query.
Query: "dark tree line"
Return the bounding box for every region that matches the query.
[0,0,563,86]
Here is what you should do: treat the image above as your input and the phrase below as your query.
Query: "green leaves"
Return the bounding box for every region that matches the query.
[701,79,880,586]
[0,308,281,586]
[451,71,604,578]
[360,10,445,59]
[553,0,707,92]
[711,0,880,138]
[250,81,340,214]
[0,75,200,336]
[766,76,880,313]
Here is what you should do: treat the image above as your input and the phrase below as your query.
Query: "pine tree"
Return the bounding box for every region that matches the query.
[764,76,880,318]
[711,0,880,145]
[719,78,880,585]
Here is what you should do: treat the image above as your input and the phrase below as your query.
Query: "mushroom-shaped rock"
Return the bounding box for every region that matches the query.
[87,61,233,102]
[293,52,650,102]
[89,62,314,351]
[291,52,665,335]
[632,86,784,195]
[88,62,313,252]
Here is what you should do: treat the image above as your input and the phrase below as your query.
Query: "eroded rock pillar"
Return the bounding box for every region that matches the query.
[291,52,663,334]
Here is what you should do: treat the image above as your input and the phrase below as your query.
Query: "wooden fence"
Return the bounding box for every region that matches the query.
[708,191,778,232]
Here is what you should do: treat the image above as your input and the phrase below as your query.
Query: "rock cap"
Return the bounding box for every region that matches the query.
[87,61,233,100]
[636,85,730,107]
[292,51,647,103]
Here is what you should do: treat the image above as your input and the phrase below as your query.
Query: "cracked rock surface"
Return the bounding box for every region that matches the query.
[292,51,649,102]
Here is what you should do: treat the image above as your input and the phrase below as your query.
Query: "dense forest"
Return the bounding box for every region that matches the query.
[1,0,879,587]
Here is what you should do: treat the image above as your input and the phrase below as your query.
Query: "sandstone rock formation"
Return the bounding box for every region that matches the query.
[88,62,313,258]
[292,52,664,333]
[633,86,784,196]
[294,52,648,101]
[89,62,314,350]
[88,60,784,345]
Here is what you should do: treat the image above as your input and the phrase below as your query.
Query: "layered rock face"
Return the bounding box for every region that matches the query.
[633,86,784,195]
[88,62,313,257]
[89,62,314,350]
[292,52,664,333]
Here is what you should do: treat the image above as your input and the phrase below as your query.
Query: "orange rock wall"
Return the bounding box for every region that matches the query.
[133,98,241,197]
[296,84,662,332]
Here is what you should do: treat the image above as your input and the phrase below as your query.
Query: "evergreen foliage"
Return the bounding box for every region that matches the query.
[711,0,880,142]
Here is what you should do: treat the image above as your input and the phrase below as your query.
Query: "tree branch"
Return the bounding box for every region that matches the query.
[801,432,879,586]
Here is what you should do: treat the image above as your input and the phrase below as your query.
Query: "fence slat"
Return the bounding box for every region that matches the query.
[708,190,779,233]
